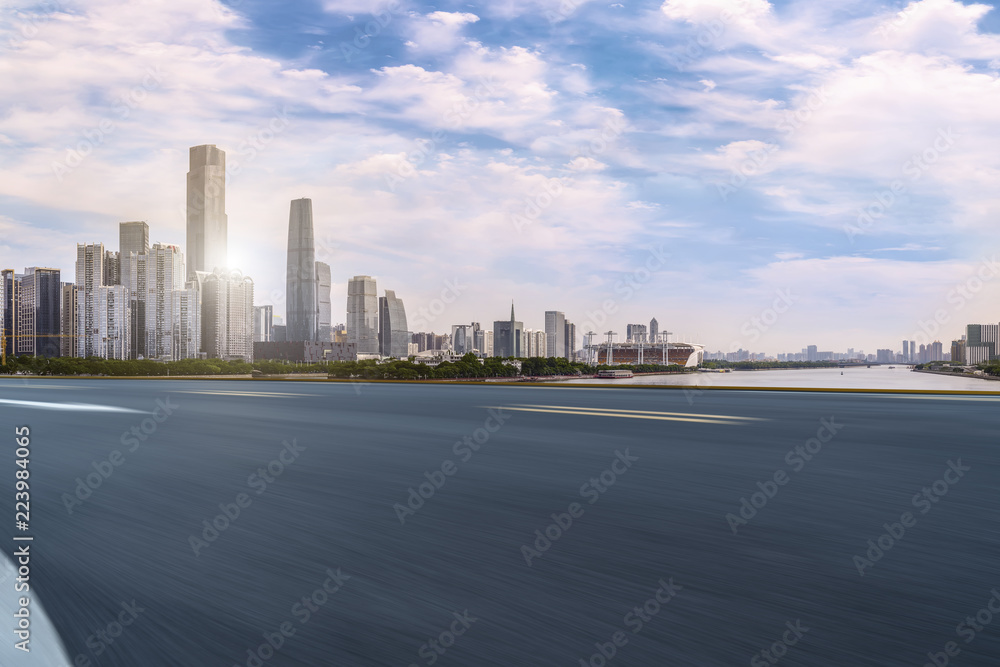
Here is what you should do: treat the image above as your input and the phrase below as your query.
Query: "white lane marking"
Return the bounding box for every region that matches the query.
[484,405,746,425]
[0,399,148,413]
[511,404,768,421]
[172,390,317,397]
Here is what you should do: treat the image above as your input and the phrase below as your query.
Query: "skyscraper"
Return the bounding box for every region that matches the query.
[347,276,379,355]
[194,268,254,362]
[650,318,659,344]
[492,303,523,358]
[14,268,62,358]
[378,290,409,358]
[103,250,120,286]
[1,270,13,360]
[60,283,77,357]
[186,145,228,280]
[316,260,331,343]
[565,320,577,361]
[76,243,109,358]
[545,311,565,359]
[95,285,130,360]
[144,243,184,360]
[286,198,317,342]
[253,305,273,343]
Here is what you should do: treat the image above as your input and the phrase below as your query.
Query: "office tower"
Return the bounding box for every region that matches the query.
[545,311,565,359]
[286,198,317,342]
[253,305,274,343]
[272,325,287,343]
[144,244,184,360]
[965,324,998,365]
[473,324,485,356]
[347,276,378,354]
[378,290,409,358]
[492,303,523,358]
[186,145,228,280]
[13,268,61,357]
[124,251,147,359]
[60,283,77,357]
[103,251,120,286]
[95,285,130,360]
[807,345,818,362]
[565,321,577,361]
[172,286,201,360]
[316,261,331,342]
[902,340,909,363]
[76,243,108,358]
[194,268,254,362]
[650,318,659,344]
[451,324,471,354]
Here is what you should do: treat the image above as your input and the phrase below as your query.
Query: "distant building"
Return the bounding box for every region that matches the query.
[316,260,331,342]
[254,340,356,363]
[60,283,78,357]
[186,145,228,280]
[951,339,966,365]
[94,285,130,360]
[565,321,577,362]
[626,324,647,344]
[1,267,61,358]
[253,305,274,343]
[272,325,287,343]
[103,250,120,286]
[545,311,565,359]
[171,286,201,360]
[347,276,378,354]
[965,324,998,365]
[194,268,254,362]
[120,221,150,358]
[493,303,523,358]
[144,243,184,360]
[76,243,111,358]
[650,318,659,344]
[525,329,547,357]
[451,322,480,355]
[286,198,317,342]
[378,290,409,358]
[594,342,703,367]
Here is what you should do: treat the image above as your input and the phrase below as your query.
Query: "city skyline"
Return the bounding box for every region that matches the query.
[3,0,1000,351]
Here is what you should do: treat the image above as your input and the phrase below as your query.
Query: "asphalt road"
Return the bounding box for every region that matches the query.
[1,379,998,666]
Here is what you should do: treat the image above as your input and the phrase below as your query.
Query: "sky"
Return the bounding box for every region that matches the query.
[2,0,1000,355]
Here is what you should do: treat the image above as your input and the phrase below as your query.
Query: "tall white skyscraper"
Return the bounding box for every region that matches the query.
[253,305,273,343]
[545,311,566,359]
[347,276,378,355]
[378,290,408,358]
[95,285,130,360]
[172,287,201,360]
[186,145,228,280]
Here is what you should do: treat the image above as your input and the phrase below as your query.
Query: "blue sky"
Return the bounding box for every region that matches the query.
[2,0,1000,353]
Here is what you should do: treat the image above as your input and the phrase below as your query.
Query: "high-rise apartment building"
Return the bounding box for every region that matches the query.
[194,268,254,362]
[95,285,130,360]
[378,290,409,358]
[286,198,317,342]
[186,145,228,280]
[565,321,577,361]
[545,311,565,359]
[347,276,378,355]
[76,243,109,358]
[144,243,184,360]
[172,287,201,360]
[316,261,331,343]
[965,324,998,365]
[103,250,120,286]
